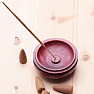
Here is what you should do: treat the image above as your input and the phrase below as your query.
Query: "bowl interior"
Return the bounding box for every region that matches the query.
[37,40,74,71]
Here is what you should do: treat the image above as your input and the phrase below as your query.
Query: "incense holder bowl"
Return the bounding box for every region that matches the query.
[33,38,78,79]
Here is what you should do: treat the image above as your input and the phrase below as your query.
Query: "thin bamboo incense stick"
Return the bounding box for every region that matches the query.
[2,2,56,59]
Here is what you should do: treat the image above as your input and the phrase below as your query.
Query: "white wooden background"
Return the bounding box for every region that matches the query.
[0,0,94,94]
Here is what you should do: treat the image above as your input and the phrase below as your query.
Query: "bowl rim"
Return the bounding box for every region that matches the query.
[33,38,78,72]
[33,49,78,74]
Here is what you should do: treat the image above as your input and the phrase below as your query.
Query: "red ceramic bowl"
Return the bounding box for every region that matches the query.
[33,38,78,79]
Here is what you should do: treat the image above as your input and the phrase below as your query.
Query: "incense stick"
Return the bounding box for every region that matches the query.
[2,2,56,59]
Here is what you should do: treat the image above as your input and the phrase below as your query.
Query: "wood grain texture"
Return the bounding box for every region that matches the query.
[0,0,94,94]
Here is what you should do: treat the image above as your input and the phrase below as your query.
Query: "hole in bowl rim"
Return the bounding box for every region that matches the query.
[33,38,78,72]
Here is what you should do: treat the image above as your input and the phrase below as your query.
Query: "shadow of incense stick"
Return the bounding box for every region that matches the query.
[2,2,56,59]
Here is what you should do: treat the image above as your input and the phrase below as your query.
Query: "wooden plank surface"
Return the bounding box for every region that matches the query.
[0,0,94,94]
